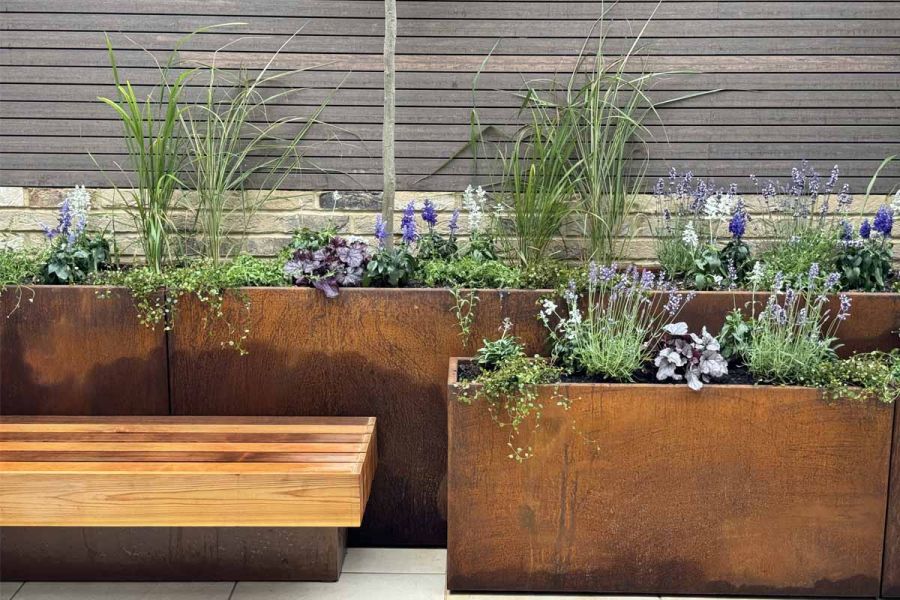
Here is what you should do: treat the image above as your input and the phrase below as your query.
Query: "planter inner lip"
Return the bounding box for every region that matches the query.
[448,357,826,394]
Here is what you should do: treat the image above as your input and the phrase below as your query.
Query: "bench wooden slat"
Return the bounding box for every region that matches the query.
[1,452,366,463]
[0,423,374,434]
[0,416,376,426]
[0,417,377,527]
[0,442,369,454]
[0,432,368,443]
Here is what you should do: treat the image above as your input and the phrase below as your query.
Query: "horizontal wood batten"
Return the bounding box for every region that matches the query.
[1,3,898,192]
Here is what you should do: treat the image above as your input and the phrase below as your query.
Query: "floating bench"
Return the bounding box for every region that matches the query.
[0,416,377,581]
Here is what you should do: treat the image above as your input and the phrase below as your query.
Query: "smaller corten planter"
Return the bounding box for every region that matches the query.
[447,359,895,597]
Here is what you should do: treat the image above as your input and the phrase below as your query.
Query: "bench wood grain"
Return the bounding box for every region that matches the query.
[0,416,377,528]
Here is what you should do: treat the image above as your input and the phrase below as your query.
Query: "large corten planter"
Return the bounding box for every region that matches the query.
[0,286,168,415]
[447,358,895,596]
[168,288,898,548]
[883,402,900,597]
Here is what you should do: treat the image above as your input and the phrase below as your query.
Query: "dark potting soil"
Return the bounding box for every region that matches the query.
[457,361,757,386]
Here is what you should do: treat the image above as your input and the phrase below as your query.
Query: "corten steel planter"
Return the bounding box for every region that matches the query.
[0,286,168,415]
[447,358,895,596]
[882,402,900,597]
[168,288,899,548]
[167,288,548,548]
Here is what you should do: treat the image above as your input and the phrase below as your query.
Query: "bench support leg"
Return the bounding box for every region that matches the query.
[0,527,347,581]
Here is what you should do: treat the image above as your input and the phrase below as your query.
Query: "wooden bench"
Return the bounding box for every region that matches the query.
[0,416,376,581]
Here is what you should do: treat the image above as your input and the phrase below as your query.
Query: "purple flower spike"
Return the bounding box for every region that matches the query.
[400,201,418,244]
[374,215,387,247]
[449,209,460,236]
[873,204,893,237]
[728,210,746,239]
[837,294,852,321]
[839,219,853,241]
[422,199,438,229]
[859,219,871,240]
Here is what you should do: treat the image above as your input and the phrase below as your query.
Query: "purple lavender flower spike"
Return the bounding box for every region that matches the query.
[421,199,438,229]
[808,262,820,285]
[400,201,418,244]
[449,209,460,236]
[826,165,839,193]
[374,215,387,247]
[825,272,840,291]
[859,219,871,240]
[839,220,853,241]
[837,184,852,210]
[588,261,599,285]
[873,204,893,237]
[837,294,852,321]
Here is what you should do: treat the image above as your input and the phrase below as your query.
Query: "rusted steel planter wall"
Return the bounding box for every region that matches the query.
[0,286,169,416]
[167,288,548,548]
[883,403,900,597]
[447,359,895,596]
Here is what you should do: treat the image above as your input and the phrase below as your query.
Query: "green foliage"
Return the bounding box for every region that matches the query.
[418,257,522,289]
[517,260,582,290]
[499,108,576,268]
[180,44,330,263]
[417,230,458,262]
[743,271,846,386]
[688,244,724,291]
[287,226,338,254]
[718,308,752,360]
[0,247,44,287]
[456,326,564,462]
[95,255,286,353]
[365,245,417,287]
[457,232,498,263]
[758,228,839,289]
[100,35,191,273]
[655,232,696,280]
[40,233,112,285]
[474,319,525,370]
[450,287,480,348]
[836,237,893,292]
[812,351,899,404]
[720,238,752,282]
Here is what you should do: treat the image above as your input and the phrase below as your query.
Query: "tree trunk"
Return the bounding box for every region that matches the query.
[381,0,397,248]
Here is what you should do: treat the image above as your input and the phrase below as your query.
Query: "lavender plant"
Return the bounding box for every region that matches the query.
[751,161,846,286]
[539,263,694,380]
[744,264,850,385]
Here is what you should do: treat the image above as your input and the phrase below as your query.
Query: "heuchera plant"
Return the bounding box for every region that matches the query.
[284,234,369,298]
[654,322,728,390]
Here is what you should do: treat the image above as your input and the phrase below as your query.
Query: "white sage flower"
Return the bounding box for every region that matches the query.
[682,222,699,249]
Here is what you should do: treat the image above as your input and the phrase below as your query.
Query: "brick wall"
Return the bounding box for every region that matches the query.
[1,186,897,266]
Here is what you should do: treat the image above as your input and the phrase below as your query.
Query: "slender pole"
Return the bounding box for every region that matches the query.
[381,0,397,248]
